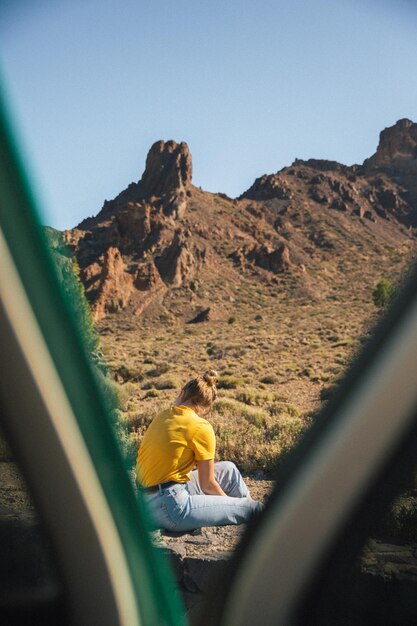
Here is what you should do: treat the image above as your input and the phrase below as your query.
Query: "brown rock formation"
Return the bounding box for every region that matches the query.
[134,259,164,291]
[139,140,192,217]
[82,247,134,320]
[187,307,212,324]
[63,139,201,318]
[363,119,417,224]
[241,174,292,201]
[231,242,292,274]
[363,119,417,170]
[116,202,152,241]
[156,230,202,287]
[132,260,166,317]
[63,121,417,322]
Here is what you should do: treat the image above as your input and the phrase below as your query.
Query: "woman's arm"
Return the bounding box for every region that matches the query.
[197,459,226,496]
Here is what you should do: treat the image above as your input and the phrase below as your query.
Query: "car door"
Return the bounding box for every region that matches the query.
[0,88,186,626]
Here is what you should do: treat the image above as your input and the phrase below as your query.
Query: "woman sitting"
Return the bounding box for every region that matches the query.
[136,370,263,532]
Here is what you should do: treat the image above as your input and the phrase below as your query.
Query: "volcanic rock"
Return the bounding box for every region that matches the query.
[363,119,417,224]
[63,120,417,322]
[241,174,292,201]
[187,308,212,324]
[139,140,192,217]
[231,243,292,274]
[82,247,135,320]
[293,158,350,173]
[363,119,417,170]
[116,202,152,241]
[155,231,198,287]
[134,259,164,291]
[133,260,166,317]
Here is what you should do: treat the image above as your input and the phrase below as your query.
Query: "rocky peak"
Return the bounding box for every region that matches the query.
[363,119,417,222]
[292,158,349,173]
[65,122,417,322]
[363,118,417,170]
[140,140,192,192]
[138,140,193,217]
[78,139,193,228]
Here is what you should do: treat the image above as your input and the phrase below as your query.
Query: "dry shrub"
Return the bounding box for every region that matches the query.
[128,411,154,434]
[98,372,135,407]
[154,378,179,390]
[125,389,306,474]
[144,389,159,398]
[214,397,268,427]
[211,397,306,472]
[269,401,301,418]
[114,363,144,383]
[265,415,305,450]
[380,495,417,541]
[147,362,170,377]
[235,388,275,406]
[259,375,277,385]
[217,376,245,389]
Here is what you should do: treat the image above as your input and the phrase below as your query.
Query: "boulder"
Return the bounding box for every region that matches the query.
[187,308,211,324]
[231,242,292,274]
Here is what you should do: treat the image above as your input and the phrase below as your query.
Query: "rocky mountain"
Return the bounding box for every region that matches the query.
[64,120,417,322]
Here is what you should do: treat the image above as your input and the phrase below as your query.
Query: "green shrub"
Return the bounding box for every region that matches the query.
[213,397,268,428]
[269,401,301,418]
[94,369,137,467]
[128,412,154,433]
[217,376,245,389]
[240,405,269,428]
[145,389,159,398]
[259,375,277,385]
[46,232,137,470]
[46,230,99,360]
[114,363,144,383]
[266,415,305,451]
[154,378,178,390]
[379,495,417,541]
[147,362,170,377]
[372,279,395,308]
[235,388,275,406]
[213,397,243,415]
[228,316,237,324]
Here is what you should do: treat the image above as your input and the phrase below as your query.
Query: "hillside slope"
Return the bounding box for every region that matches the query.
[62,121,417,469]
[64,120,417,326]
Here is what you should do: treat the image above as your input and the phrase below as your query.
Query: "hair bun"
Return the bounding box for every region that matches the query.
[203,369,218,387]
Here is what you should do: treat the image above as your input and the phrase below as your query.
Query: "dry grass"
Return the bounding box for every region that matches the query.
[96,242,412,474]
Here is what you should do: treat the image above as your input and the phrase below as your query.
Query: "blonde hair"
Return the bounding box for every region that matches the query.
[180,369,218,408]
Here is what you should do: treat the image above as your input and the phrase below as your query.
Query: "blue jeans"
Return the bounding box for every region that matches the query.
[142,461,264,532]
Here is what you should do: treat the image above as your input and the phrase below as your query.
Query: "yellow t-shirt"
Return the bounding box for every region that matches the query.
[136,405,216,487]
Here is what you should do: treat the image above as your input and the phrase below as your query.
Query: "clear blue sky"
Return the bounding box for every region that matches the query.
[2,0,417,230]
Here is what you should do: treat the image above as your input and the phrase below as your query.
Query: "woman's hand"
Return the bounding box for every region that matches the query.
[197,459,226,496]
